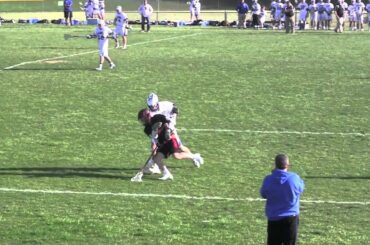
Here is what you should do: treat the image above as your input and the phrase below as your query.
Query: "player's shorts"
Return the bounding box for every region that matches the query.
[310,12,318,21]
[274,11,282,21]
[349,13,356,22]
[318,12,327,21]
[114,26,128,37]
[299,12,307,21]
[64,11,73,19]
[99,41,109,56]
[356,13,363,22]
[157,134,180,158]
[190,6,200,16]
[93,8,100,16]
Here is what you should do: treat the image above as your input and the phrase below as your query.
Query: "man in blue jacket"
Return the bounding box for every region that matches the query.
[260,154,304,245]
[236,0,249,29]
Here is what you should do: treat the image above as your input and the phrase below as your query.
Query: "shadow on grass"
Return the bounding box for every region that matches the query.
[0,166,184,179]
[305,176,370,180]
[0,167,138,180]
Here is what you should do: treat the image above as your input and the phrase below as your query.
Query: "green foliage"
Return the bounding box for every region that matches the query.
[0,25,369,244]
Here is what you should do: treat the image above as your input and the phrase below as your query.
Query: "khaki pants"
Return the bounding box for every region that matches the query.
[238,13,247,28]
[285,16,295,33]
[335,16,344,32]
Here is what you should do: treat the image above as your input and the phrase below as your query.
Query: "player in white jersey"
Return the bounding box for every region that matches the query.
[89,20,115,71]
[324,0,334,29]
[113,6,129,49]
[355,0,365,30]
[91,0,101,19]
[273,0,284,29]
[298,0,309,29]
[348,0,357,30]
[188,0,201,22]
[146,93,204,169]
[80,0,93,20]
[317,0,327,29]
[98,0,105,19]
[308,0,318,29]
[366,0,370,30]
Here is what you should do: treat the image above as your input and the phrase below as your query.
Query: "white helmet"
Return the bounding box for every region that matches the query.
[147,93,159,111]
[116,6,122,12]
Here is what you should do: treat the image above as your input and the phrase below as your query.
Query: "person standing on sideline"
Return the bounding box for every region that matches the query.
[284,0,295,33]
[63,0,73,26]
[260,154,304,245]
[251,0,262,28]
[89,20,115,71]
[297,0,309,30]
[138,0,154,32]
[334,0,345,32]
[366,0,370,31]
[236,0,249,29]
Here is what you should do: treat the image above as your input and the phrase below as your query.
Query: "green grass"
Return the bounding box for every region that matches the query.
[0,25,369,244]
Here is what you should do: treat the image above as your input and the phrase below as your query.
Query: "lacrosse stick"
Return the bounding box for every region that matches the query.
[131,146,158,182]
[64,33,92,40]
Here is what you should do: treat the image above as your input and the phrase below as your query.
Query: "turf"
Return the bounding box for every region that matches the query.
[0,25,369,244]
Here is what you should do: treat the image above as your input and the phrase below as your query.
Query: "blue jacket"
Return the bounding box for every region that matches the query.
[260,169,304,221]
[236,3,249,14]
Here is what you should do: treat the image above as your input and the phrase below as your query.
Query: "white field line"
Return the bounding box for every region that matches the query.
[2,33,201,70]
[0,187,368,206]
[178,128,370,137]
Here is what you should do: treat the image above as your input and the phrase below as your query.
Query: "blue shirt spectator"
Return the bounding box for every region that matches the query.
[236,1,249,14]
[260,154,304,245]
[64,0,73,12]
[260,168,304,220]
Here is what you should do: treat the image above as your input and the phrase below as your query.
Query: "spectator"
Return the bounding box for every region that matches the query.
[236,0,249,29]
[260,154,304,245]
[284,0,295,33]
[188,0,201,22]
[138,0,154,32]
[63,0,73,26]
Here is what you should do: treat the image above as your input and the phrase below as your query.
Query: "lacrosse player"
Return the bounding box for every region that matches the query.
[113,6,129,49]
[308,0,318,30]
[188,0,201,22]
[99,0,105,19]
[366,0,370,30]
[91,20,115,71]
[355,0,365,31]
[80,0,93,20]
[298,0,309,29]
[145,93,204,167]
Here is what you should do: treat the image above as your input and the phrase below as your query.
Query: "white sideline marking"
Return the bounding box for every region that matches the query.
[178,128,370,137]
[2,33,201,70]
[0,188,368,206]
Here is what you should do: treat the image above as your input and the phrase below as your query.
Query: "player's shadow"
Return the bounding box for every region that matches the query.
[0,167,138,180]
[305,176,370,180]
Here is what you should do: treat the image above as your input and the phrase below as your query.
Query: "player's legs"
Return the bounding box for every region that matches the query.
[153,152,173,180]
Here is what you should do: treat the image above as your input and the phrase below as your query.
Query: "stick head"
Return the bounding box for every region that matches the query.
[131,172,143,182]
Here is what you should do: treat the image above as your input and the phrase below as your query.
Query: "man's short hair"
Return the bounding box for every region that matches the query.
[275,154,289,169]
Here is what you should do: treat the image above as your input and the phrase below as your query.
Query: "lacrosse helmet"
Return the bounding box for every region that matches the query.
[116,6,122,12]
[147,93,159,111]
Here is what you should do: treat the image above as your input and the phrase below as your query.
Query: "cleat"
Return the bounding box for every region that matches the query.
[110,63,116,69]
[159,172,173,181]
[96,67,102,71]
[115,44,120,48]
[193,153,204,168]
[122,45,127,49]
[131,172,143,182]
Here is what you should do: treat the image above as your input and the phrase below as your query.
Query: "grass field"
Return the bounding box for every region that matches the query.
[0,24,369,244]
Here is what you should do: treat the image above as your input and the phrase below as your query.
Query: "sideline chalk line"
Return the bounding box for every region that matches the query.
[2,33,201,70]
[0,187,368,206]
[178,128,370,137]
